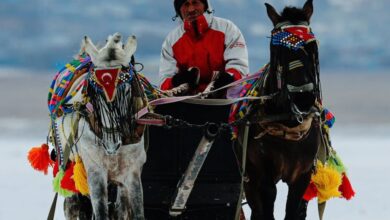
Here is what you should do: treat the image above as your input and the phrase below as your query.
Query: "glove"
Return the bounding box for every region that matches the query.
[213,71,235,90]
[172,67,200,89]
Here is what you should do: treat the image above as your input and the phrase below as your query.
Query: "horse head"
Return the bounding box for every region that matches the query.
[81,33,144,150]
[82,32,137,69]
[263,0,321,126]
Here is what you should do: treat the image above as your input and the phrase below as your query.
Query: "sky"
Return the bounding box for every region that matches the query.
[1,0,389,76]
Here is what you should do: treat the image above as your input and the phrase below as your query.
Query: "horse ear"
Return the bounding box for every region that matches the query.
[124,36,137,64]
[83,36,98,61]
[265,3,281,26]
[303,0,313,21]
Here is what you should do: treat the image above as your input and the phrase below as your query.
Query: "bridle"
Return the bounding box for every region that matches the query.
[84,63,146,146]
[267,21,321,117]
[254,21,322,141]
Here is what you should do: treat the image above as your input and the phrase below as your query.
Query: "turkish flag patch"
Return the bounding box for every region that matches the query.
[94,68,121,102]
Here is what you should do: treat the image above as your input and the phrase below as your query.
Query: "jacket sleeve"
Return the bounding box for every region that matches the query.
[159,37,177,90]
[224,21,249,80]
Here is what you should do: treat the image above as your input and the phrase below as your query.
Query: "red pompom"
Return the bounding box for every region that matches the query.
[61,162,79,193]
[53,161,59,177]
[303,182,318,201]
[27,144,53,175]
[339,173,355,200]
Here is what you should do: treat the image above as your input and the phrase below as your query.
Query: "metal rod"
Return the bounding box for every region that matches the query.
[169,123,219,216]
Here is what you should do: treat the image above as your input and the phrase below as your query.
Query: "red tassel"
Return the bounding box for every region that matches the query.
[61,162,79,193]
[303,182,318,201]
[53,161,59,177]
[339,173,355,200]
[27,144,53,175]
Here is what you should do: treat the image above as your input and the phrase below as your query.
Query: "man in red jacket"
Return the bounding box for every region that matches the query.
[159,0,249,97]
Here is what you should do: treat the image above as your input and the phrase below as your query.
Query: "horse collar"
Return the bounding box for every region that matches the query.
[255,116,316,141]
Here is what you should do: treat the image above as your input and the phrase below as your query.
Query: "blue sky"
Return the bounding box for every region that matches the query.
[1,0,389,74]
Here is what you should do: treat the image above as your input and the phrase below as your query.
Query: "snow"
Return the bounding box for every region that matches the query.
[0,123,389,219]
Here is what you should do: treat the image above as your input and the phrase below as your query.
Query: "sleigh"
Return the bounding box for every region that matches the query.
[142,101,245,219]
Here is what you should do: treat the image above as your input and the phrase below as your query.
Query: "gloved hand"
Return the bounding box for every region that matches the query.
[172,67,200,89]
[213,71,235,89]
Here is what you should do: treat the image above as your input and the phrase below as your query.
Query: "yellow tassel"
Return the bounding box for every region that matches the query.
[312,161,342,203]
[73,156,89,195]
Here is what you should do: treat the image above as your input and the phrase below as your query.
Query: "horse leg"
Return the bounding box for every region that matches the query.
[244,162,277,220]
[108,182,119,220]
[64,195,79,220]
[284,172,311,220]
[88,170,109,220]
[127,171,145,220]
[64,194,93,220]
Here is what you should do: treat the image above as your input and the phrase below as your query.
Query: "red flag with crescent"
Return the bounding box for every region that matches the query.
[94,68,121,102]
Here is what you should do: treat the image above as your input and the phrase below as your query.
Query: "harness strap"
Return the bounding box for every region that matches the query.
[47,112,80,220]
[234,121,250,220]
[136,112,166,126]
[136,72,266,119]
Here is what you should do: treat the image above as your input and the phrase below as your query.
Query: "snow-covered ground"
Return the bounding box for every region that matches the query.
[0,124,389,219]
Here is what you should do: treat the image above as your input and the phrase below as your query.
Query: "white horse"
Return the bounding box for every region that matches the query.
[56,33,147,220]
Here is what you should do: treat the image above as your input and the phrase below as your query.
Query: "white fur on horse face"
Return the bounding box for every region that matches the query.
[81,33,137,68]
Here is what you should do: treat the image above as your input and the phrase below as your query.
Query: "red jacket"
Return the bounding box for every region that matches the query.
[159,13,249,93]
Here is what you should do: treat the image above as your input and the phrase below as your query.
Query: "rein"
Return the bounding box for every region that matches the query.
[84,64,147,146]
[136,72,275,122]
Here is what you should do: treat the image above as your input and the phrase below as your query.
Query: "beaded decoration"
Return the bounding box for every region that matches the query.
[271,26,315,51]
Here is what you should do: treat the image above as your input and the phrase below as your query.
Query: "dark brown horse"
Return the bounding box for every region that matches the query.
[240,0,322,219]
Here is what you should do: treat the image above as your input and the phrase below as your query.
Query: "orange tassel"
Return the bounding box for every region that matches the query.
[61,162,79,193]
[27,144,53,175]
[303,181,318,201]
[339,173,355,200]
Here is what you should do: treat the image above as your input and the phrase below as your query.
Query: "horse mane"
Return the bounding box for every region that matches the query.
[280,7,308,24]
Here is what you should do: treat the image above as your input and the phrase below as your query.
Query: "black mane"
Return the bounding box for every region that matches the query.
[280,7,308,24]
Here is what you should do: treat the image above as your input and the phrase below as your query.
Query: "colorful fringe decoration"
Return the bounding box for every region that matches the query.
[323,108,335,129]
[53,169,74,197]
[303,181,317,201]
[228,65,268,139]
[53,160,59,177]
[61,162,79,193]
[311,161,342,203]
[138,73,162,101]
[303,153,355,202]
[73,156,89,195]
[339,174,355,200]
[27,144,53,175]
[48,55,90,117]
